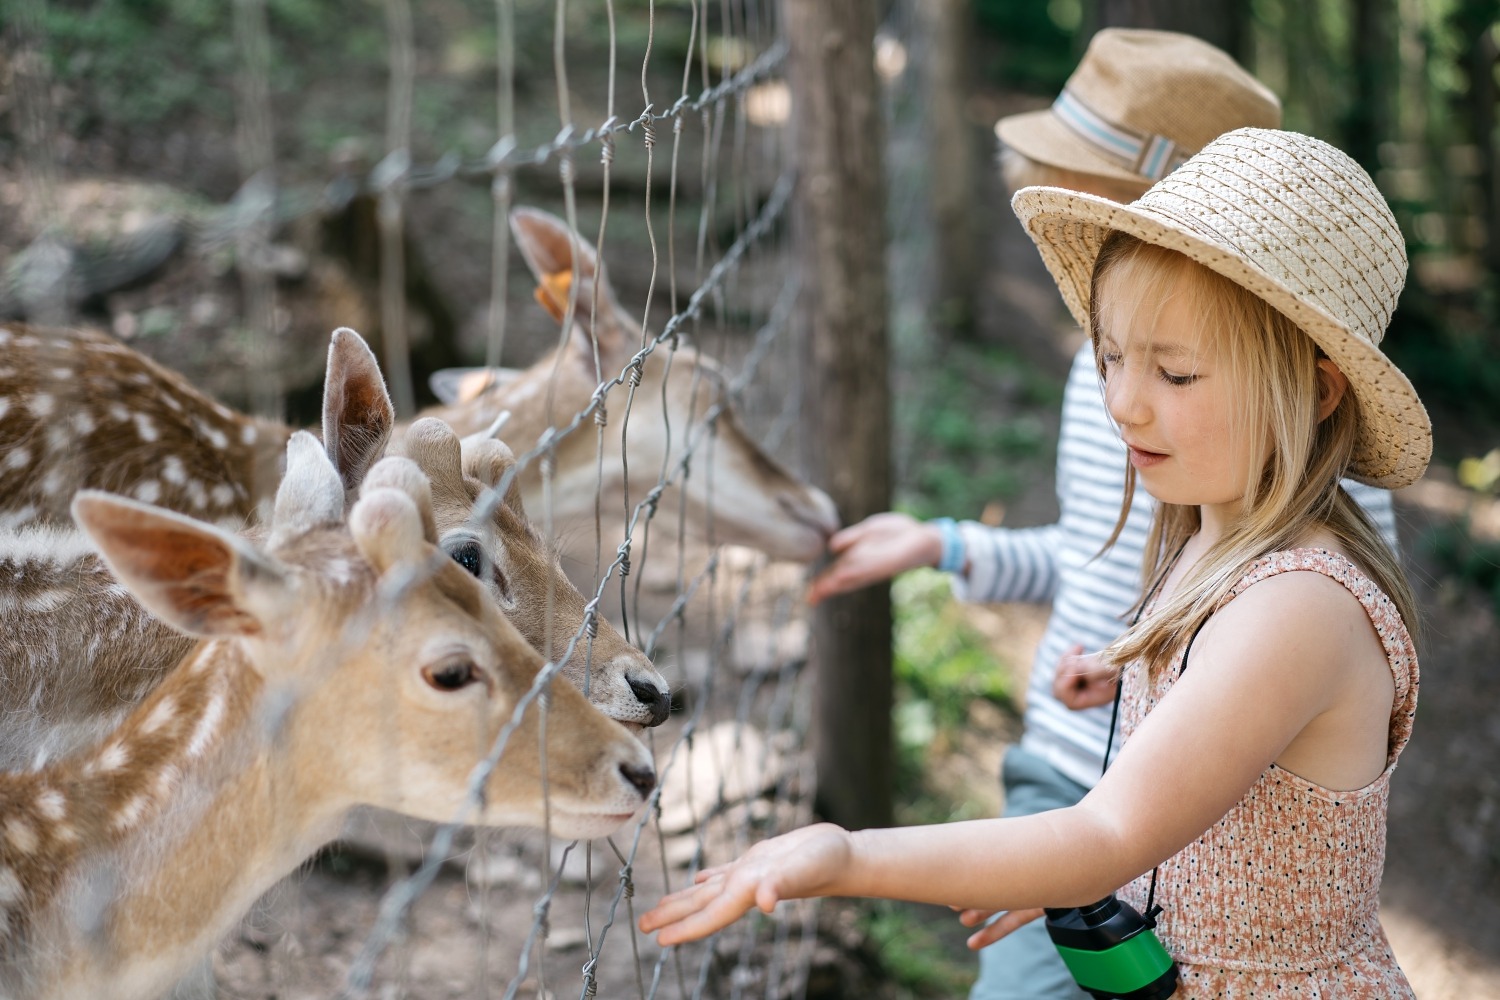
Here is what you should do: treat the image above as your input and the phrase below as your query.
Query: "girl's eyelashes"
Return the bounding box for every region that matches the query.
[1158,368,1199,387]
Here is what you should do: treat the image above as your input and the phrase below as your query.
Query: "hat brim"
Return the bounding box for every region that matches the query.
[996,108,1151,186]
[1011,185,1432,490]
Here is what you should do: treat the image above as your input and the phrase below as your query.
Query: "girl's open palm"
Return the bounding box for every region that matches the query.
[639,823,853,945]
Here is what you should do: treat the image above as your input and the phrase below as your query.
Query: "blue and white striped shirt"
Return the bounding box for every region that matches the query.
[948,343,1398,789]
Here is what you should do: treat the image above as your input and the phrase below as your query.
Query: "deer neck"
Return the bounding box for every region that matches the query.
[0,528,195,771]
[8,643,346,1000]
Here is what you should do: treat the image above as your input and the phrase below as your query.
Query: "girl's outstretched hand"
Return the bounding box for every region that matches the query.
[639,823,854,946]
[954,905,1046,950]
[807,513,943,605]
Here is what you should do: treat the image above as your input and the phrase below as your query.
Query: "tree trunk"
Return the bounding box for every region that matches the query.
[1467,19,1500,284]
[916,0,978,339]
[1345,0,1394,172]
[1090,0,1246,61]
[781,0,894,832]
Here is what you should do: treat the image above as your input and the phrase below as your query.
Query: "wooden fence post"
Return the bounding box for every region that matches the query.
[781,0,894,832]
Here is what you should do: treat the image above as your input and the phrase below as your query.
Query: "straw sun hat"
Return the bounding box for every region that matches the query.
[995,28,1282,185]
[1011,127,1432,490]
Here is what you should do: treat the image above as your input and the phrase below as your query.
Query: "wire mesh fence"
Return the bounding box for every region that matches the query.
[0,1,841,997]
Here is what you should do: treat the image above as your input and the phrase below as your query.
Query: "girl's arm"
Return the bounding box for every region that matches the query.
[641,570,1378,945]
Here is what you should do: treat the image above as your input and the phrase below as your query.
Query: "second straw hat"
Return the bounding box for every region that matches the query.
[1011,127,1432,490]
[996,28,1281,185]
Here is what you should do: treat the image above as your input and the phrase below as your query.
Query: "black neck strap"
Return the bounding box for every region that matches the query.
[1101,539,1193,918]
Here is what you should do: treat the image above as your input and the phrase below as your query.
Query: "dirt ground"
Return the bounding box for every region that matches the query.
[3,20,1499,999]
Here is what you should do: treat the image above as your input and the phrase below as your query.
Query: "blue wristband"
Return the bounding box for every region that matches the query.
[931,517,966,574]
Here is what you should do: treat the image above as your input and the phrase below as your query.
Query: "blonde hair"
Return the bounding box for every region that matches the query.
[998,146,1151,203]
[1090,232,1418,672]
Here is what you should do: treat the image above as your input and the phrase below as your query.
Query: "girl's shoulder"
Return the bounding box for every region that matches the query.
[1202,547,1412,668]
[1210,549,1377,631]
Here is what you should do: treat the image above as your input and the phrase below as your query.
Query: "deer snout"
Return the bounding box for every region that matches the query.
[627,672,672,727]
[768,484,842,561]
[619,760,657,797]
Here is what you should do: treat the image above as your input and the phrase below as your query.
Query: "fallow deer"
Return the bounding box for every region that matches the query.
[0,435,656,1000]
[420,206,841,579]
[0,328,667,772]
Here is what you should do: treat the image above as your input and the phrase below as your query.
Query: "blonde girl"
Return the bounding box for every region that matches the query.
[639,127,1429,998]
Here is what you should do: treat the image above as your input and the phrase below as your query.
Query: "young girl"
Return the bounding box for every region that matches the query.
[639,127,1428,997]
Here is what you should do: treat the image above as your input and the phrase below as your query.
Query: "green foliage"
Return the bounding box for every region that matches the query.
[893,568,1012,730]
[895,341,1059,522]
[971,0,1078,93]
[889,567,1014,826]
[858,901,977,998]
[1385,283,1500,431]
[1458,449,1500,493]
[1425,518,1500,617]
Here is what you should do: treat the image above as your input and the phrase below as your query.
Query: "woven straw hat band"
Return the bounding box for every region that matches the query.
[996,28,1282,186]
[1011,128,1432,489]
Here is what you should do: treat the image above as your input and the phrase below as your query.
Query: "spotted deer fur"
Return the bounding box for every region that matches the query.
[0,323,288,529]
[0,435,655,1000]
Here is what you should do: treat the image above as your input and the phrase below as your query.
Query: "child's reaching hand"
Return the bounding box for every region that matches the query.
[806,513,944,605]
[1052,644,1118,710]
[638,823,854,945]
[954,905,1047,950]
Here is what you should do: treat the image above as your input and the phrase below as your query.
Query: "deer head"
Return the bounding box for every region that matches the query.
[0,326,668,768]
[400,416,670,727]
[0,433,655,1000]
[419,206,840,573]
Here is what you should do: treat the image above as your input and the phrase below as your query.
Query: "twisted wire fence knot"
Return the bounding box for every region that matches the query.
[533,896,552,936]
[618,864,635,900]
[599,121,617,166]
[369,147,411,195]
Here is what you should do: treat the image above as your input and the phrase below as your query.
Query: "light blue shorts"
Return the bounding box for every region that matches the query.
[969,745,1093,1000]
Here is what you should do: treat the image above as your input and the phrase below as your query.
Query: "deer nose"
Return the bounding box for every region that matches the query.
[619,761,657,797]
[628,674,672,727]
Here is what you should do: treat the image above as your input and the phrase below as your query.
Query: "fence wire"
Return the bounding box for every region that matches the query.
[3,1,825,998]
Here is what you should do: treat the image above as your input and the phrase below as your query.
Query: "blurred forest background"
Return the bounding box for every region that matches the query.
[2,0,1499,996]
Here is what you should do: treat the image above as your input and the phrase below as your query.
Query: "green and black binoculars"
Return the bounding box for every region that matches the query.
[1044,894,1179,1000]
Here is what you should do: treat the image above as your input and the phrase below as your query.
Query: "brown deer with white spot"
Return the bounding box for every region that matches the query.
[0,434,656,1000]
[421,206,840,580]
[0,328,667,772]
[0,323,287,530]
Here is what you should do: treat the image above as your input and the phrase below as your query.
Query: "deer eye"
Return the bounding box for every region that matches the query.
[448,540,484,578]
[422,658,480,692]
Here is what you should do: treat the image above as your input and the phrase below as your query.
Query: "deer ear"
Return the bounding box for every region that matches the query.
[460,436,527,517]
[271,431,346,546]
[73,492,290,639]
[510,207,626,351]
[429,366,523,406]
[323,327,394,495]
